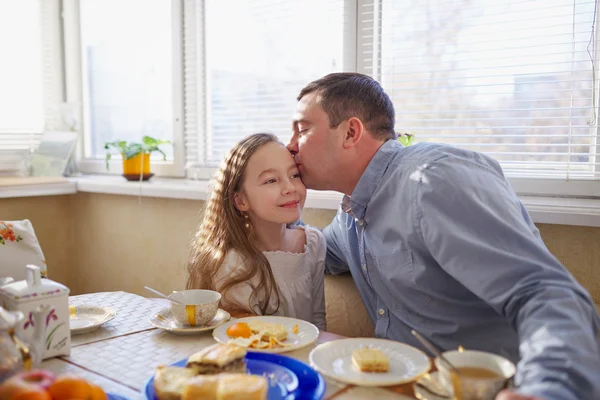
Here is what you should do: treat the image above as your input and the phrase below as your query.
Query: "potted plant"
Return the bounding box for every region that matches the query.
[104,136,171,181]
[398,132,415,147]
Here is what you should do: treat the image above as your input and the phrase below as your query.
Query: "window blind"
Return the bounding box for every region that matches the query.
[187,0,350,168]
[0,0,62,176]
[361,0,599,180]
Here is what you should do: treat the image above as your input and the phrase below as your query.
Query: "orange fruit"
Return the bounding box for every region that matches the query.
[226,322,252,338]
[10,389,51,400]
[90,384,107,400]
[47,375,92,400]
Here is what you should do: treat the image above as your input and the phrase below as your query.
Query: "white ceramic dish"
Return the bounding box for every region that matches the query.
[414,371,452,400]
[308,337,431,387]
[212,316,319,354]
[149,308,230,335]
[69,305,116,335]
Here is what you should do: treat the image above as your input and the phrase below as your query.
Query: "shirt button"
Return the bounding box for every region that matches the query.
[362,264,367,273]
[378,309,385,316]
[358,219,365,226]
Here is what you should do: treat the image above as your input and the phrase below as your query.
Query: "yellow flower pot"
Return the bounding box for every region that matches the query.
[122,153,152,180]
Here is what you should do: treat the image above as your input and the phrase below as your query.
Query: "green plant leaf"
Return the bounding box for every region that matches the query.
[124,143,143,160]
[154,148,167,161]
[397,133,415,147]
[142,136,158,147]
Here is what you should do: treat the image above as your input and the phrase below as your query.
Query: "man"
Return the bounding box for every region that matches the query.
[288,72,600,400]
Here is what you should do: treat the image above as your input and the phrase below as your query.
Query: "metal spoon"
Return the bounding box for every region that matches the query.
[144,286,184,305]
[411,330,461,376]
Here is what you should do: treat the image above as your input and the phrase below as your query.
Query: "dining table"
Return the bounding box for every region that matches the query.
[40,291,427,399]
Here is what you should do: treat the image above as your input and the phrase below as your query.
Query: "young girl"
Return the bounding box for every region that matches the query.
[187,133,326,331]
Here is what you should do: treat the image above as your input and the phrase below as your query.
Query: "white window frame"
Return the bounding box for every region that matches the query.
[62,0,186,178]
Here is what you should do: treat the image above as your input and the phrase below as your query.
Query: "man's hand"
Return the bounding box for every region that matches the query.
[496,389,543,400]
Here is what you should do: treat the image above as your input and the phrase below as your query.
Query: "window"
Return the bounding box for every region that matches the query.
[72,0,184,176]
[59,0,599,196]
[366,0,599,189]
[185,0,349,169]
[0,0,62,175]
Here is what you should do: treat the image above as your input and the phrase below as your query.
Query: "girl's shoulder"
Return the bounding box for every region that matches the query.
[293,225,326,259]
[217,249,246,275]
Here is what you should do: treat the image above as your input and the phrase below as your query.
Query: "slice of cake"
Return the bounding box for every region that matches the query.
[182,374,267,400]
[181,375,219,400]
[352,347,390,373]
[154,365,197,400]
[186,343,247,374]
[217,373,267,400]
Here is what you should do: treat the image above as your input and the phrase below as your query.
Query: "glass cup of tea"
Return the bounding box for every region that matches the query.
[434,350,516,400]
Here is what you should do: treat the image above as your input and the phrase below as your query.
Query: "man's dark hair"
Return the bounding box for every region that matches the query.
[297,73,396,141]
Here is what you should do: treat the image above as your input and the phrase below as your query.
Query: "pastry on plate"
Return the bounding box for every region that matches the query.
[154,365,197,400]
[186,343,247,374]
[247,320,288,341]
[352,347,390,373]
[182,373,267,400]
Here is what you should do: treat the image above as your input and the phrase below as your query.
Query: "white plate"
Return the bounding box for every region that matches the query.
[212,316,319,354]
[149,308,231,335]
[414,371,452,400]
[309,338,431,387]
[69,305,116,335]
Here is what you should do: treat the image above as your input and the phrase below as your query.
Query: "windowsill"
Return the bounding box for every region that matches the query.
[1,174,600,227]
[0,176,77,198]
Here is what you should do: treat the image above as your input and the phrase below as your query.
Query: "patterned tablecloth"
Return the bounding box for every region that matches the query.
[38,291,414,400]
[68,291,164,346]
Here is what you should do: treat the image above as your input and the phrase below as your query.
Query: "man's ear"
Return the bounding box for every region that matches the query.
[343,117,364,149]
[233,192,249,212]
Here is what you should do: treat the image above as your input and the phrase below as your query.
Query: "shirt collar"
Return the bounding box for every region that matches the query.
[342,139,402,219]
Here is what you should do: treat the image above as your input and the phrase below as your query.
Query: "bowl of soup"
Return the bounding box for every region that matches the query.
[434,349,516,400]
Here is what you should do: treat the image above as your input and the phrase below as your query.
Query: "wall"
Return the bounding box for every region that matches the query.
[2,194,599,307]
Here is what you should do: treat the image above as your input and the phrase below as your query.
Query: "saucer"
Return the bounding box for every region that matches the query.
[414,371,452,400]
[149,307,230,335]
[69,305,117,335]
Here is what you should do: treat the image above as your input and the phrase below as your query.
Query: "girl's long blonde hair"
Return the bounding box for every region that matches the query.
[187,133,282,315]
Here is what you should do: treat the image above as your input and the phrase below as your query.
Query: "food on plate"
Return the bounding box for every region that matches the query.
[154,366,198,400]
[0,370,107,400]
[247,321,288,341]
[180,375,219,400]
[225,322,252,338]
[226,320,293,349]
[186,343,247,374]
[182,373,267,400]
[352,347,390,373]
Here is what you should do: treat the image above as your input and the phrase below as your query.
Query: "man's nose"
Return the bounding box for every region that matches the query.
[287,136,298,155]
